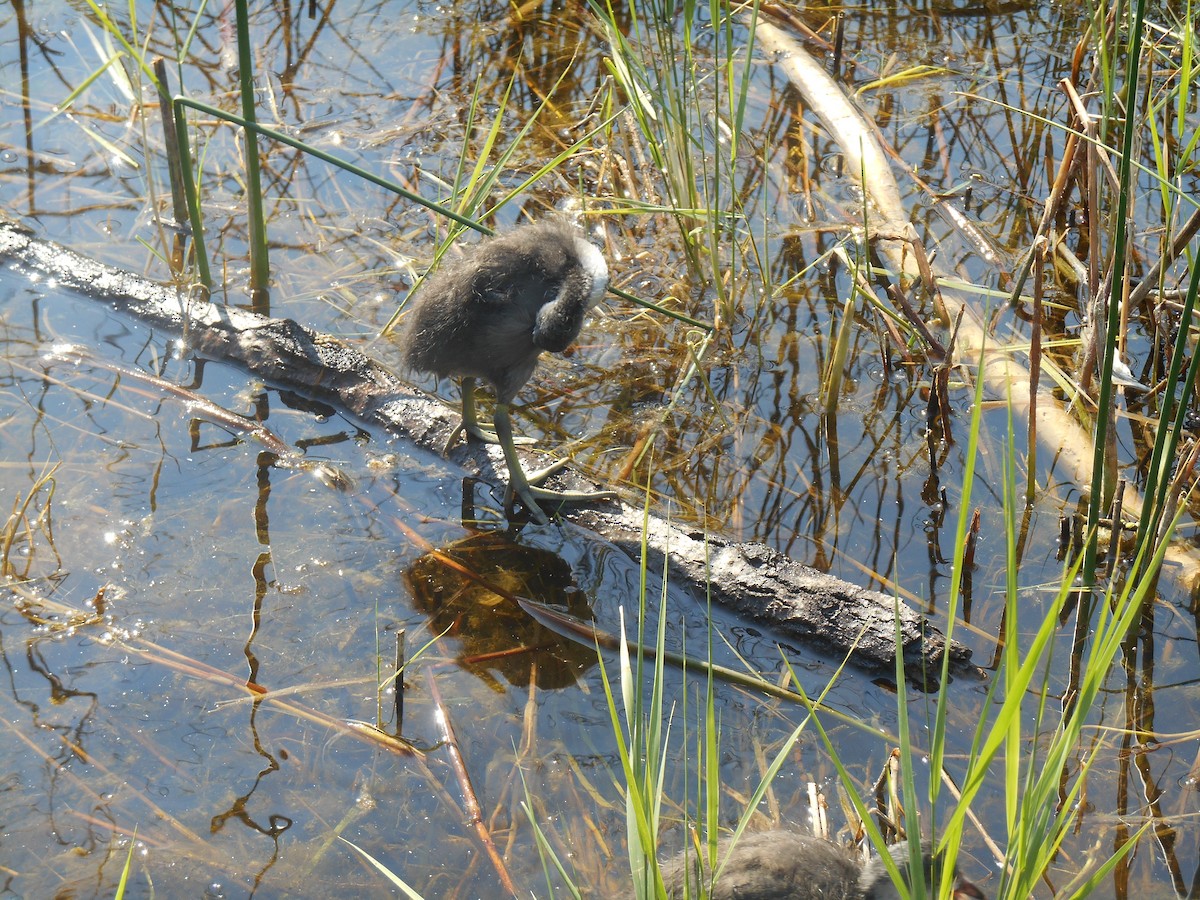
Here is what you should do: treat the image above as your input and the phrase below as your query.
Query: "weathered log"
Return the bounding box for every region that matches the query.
[0,219,978,686]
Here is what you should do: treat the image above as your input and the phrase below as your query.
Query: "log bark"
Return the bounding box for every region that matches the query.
[0,218,978,687]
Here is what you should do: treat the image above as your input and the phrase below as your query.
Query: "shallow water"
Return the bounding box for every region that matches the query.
[1,1,1197,898]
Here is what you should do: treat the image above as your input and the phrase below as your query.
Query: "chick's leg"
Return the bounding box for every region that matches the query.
[443,377,534,453]
[492,403,618,524]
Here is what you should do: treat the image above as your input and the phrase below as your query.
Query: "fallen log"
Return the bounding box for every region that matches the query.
[0,218,978,686]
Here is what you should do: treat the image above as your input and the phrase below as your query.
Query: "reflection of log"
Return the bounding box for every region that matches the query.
[0,219,976,686]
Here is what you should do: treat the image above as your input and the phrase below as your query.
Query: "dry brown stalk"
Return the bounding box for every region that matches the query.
[425,669,520,897]
[754,17,1200,589]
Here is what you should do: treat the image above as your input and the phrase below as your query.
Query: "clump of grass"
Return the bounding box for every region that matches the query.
[591,0,767,325]
[515,482,857,898]
[340,837,425,899]
[2,462,61,582]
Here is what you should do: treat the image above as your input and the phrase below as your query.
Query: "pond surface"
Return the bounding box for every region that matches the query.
[1,2,1197,898]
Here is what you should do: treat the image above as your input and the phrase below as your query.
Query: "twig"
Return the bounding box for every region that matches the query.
[1128,204,1200,308]
[425,669,520,897]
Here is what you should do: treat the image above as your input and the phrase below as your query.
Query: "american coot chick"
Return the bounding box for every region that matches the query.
[660,831,986,900]
[401,220,619,524]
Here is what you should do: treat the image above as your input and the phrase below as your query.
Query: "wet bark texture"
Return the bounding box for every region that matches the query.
[0,219,978,687]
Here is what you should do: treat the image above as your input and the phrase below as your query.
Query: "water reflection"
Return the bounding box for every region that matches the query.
[406,530,597,690]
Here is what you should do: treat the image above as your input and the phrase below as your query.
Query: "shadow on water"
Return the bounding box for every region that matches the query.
[406,531,598,691]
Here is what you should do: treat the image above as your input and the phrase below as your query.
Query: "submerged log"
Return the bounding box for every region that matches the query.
[0,219,978,687]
